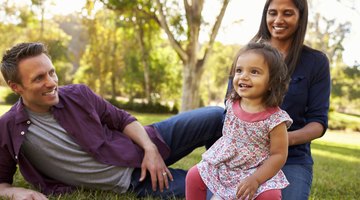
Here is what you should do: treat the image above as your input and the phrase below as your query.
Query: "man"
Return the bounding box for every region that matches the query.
[0,42,224,199]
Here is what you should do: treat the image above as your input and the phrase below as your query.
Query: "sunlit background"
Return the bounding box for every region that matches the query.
[5,0,358,65]
[41,0,360,66]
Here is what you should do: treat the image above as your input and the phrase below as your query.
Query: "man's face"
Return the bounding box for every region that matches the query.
[10,53,59,113]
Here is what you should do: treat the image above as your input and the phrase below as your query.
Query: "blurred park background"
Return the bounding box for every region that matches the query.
[0,0,359,199]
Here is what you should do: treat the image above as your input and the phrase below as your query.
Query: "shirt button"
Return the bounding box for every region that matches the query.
[27,120,31,124]
[21,131,25,135]
[15,155,18,160]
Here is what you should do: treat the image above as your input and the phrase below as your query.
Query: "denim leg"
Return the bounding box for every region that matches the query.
[281,164,313,200]
[152,106,225,166]
[129,168,187,199]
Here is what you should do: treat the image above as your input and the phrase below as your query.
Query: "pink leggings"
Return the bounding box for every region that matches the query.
[186,166,282,200]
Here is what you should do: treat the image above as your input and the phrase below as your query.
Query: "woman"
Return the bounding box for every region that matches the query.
[225,0,331,199]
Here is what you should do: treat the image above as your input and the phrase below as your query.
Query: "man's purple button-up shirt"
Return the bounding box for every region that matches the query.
[0,84,170,195]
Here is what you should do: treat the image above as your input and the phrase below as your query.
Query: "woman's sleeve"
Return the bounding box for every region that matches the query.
[305,53,331,133]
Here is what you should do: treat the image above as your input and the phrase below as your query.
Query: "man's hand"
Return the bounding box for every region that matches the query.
[139,144,173,192]
[236,175,259,200]
[0,183,48,200]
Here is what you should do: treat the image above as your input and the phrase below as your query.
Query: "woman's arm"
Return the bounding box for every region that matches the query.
[288,121,324,146]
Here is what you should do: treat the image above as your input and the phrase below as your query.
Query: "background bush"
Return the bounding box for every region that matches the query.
[107,98,178,114]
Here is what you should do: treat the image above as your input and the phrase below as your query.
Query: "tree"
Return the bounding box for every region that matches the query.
[306,4,360,114]
[306,13,351,65]
[0,0,72,86]
[99,0,230,111]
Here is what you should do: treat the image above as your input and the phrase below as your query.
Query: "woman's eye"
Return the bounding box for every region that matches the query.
[267,10,277,16]
[284,11,293,16]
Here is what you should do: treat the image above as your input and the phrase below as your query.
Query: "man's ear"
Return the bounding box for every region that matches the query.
[8,81,21,94]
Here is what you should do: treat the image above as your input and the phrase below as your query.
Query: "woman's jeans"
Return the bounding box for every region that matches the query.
[281,164,313,200]
[128,106,224,199]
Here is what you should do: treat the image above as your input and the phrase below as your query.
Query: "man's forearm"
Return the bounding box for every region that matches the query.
[122,121,157,151]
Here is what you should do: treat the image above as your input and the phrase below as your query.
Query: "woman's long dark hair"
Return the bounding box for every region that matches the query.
[251,0,308,76]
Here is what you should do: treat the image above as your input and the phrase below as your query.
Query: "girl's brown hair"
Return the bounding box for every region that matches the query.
[229,42,290,107]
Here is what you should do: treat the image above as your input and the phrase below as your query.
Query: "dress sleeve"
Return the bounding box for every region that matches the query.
[268,110,293,132]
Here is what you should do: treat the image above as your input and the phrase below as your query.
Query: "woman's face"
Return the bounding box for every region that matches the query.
[266,0,300,42]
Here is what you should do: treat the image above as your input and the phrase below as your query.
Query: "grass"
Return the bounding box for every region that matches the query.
[0,107,360,199]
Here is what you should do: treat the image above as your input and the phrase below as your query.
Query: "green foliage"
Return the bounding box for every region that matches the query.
[200,42,240,104]
[0,0,73,89]
[329,111,360,131]
[1,86,19,104]
[4,92,20,104]
[0,86,10,101]
[74,5,182,104]
[107,98,178,114]
[330,64,360,114]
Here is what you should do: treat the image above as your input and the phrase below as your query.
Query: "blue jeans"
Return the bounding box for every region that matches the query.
[281,164,313,200]
[129,106,224,199]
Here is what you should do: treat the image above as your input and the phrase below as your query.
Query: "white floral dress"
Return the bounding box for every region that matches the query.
[197,100,292,199]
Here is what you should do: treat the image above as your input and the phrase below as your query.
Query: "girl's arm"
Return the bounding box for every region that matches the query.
[236,122,288,199]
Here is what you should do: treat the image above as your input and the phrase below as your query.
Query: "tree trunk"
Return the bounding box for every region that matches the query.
[136,21,151,103]
[181,62,203,111]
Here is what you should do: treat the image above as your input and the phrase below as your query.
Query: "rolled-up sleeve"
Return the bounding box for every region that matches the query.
[306,53,330,132]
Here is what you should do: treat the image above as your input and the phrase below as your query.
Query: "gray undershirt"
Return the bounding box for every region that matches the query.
[21,110,134,193]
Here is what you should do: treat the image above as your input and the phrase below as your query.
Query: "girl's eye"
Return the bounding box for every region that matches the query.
[235,68,242,73]
[251,70,259,74]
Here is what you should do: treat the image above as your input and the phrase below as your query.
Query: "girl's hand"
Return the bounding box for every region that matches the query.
[236,175,259,200]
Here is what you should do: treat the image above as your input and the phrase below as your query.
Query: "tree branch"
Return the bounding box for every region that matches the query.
[199,0,230,69]
[155,0,188,62]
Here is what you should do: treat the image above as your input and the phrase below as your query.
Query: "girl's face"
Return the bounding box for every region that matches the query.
[266,0,300,42]
[233,52,270,103]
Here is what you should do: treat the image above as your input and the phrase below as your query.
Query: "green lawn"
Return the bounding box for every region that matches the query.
[0,107,359,199]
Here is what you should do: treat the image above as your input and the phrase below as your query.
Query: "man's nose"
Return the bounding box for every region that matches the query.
[45,75,57,87]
